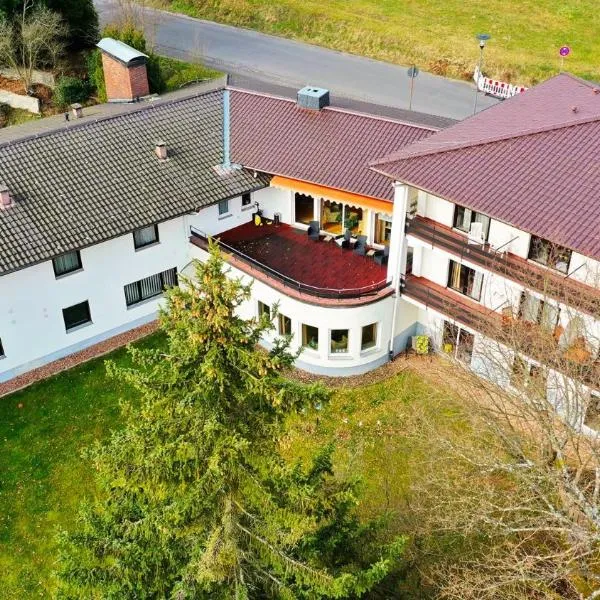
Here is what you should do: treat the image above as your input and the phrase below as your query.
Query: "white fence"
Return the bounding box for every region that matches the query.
[473,66,527,100]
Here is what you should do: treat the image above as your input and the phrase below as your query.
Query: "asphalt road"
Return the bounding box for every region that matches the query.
[94,0,499,120]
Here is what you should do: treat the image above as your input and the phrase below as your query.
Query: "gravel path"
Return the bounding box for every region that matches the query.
[0,321,159,398]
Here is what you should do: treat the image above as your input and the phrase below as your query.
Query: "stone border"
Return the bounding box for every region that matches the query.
[0,321,159,398]
[0,89,40,113]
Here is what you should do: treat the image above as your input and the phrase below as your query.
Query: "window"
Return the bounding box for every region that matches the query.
[519,292,560,333]
[321,199,365,235]
[63,301,91,332]
[294,193,314,225]
[218,199,230,216]
[330,329,349,354]
[124,268,178,307]
[0,337,5,358]
[278,314,292,336]
[528,235,571,273]
[374,214,392,245]
[453,205,490,241]
[133,224,159,249]
[447,260,483,301]
[52,250,82,277]
[242,192,252,207]
[511,356,547,394]
[258,301,271,319]
[302,324,319,350]
[361,323,377,351]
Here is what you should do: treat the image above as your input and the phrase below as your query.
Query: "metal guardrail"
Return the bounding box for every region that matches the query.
[189,226,390,300]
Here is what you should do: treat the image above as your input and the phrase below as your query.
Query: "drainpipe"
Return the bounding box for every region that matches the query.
[388,182,409,359]
[223,88,231,169]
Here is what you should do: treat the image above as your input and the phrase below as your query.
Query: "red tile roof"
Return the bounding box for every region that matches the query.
[229,89,435,201]
[372,74,600,260]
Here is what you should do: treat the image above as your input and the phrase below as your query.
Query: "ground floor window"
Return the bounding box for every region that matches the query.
[447,260,483,301]
[330,329,349,354]
[361,323,377,351]
[124,268,178,307]
[511,356,547,397]
[278,314,292,336]
[302,324,319,351]
[374,214,392,245]
[442,320,474,363]
[63,300,91,332]
[294,193,314,225]
[258,301,271,319]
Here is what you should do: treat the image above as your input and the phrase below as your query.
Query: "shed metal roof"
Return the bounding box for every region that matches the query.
[97,38,148,65]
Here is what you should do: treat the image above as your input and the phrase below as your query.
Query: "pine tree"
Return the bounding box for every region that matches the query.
[57,242,405,599]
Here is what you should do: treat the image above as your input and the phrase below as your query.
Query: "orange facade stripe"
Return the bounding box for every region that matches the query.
[270,175,393,215]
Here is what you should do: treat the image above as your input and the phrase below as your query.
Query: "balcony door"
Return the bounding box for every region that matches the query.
[447,260,483,301]
[294,193,314,225]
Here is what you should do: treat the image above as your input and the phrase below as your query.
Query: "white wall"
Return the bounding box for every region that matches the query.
[0,216,190,382]
[568,252,600,288]
[189,243,395,375]
[487,219,531,258]
[422,193,454,226]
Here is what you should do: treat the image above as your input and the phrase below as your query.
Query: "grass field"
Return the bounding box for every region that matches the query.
[157,0,600,85]
[0,335,472,598]
[157,55,222,91]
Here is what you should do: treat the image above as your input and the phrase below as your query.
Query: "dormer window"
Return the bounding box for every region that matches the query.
[528,235,571,274]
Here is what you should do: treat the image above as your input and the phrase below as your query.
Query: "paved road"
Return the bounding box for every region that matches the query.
[94,0,498,120]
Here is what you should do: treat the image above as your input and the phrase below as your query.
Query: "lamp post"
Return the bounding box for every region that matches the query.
[473,33,490,115]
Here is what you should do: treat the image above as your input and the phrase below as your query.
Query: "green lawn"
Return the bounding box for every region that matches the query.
[157,0,600,85]
[0,336,469,598]
[157,55,222,92]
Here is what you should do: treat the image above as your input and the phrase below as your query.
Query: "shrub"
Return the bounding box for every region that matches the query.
[85,49,106,102]
[415,335,430,355]
[53,76,90,108]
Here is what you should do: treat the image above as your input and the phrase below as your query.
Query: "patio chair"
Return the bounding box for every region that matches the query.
[307,220,320,241]
[374,245,390,265]
[353,235,368,256]
[340,228,352,249]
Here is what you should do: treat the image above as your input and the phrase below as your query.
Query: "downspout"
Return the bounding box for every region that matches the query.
[388,182,409,359]
[223,88,231,169]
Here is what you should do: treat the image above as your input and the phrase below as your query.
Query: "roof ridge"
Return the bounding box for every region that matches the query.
[228,85,440,131]
[371,111,600,165]
[0,82,226,150]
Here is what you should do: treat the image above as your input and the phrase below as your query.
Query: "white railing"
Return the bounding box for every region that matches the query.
[473,66,527,100]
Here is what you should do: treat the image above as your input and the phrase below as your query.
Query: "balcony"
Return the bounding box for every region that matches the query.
[189,222,392,307]
[407,216,600,319]
[403,274,600,389]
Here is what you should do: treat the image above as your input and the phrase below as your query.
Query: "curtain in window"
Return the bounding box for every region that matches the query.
[540,302,559,332]
[54,251,79,275]
[521,293,540,323]
[135,226,157,247]
[449,261,461,289]
[473,213,490,239]
[458,208,472,231]
[470,271,484,300]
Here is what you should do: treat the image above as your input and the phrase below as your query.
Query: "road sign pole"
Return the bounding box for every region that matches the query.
[406,65,419,111]
[409,74,415,110]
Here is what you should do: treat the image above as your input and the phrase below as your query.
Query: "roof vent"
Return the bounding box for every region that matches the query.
[571,105,579,113]
[0,182,12,208]
[71,103,83,119]
[297,86,330,110]
[155,141,168,160]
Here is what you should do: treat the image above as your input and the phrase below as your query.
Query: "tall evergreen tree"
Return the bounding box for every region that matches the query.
[57,243,404,599]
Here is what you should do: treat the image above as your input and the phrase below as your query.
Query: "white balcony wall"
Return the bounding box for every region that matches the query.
[568,252,600,288]
[487,219,531,258]
[189,244,395,375]
[0,216,190,383]
[422,193,454,226]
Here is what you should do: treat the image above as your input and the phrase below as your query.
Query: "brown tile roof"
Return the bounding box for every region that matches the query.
[229,89,435,201]
[371,74,600,260]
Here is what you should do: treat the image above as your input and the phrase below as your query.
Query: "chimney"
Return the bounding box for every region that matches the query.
[297,86,330,110]
[155,141,168,160]
[97,38,150,103]
[0,182,12,208]
[71,103,83,119]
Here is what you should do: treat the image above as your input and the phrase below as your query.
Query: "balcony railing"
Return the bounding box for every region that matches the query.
[189,226,390,300]
[407,216,600,319]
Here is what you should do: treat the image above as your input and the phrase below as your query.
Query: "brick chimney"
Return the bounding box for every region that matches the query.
[97,38,150,103]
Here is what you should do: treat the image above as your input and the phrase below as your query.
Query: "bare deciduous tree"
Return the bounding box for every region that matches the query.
[407,253,600,599]
[0,1,67,94]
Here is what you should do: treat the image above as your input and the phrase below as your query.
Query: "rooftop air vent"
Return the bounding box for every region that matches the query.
[0,182,12,208]
[297,86,330,110]
[155,141,168,160]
